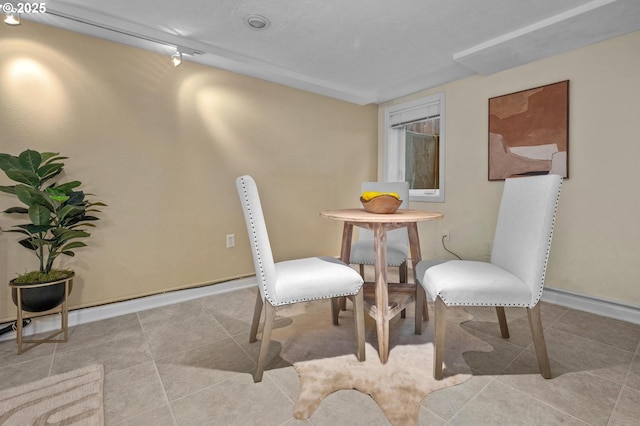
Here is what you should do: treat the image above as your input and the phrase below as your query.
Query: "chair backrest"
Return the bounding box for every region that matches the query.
[236,175,277,305]
[491,174,563,307]
[358,181,410,245]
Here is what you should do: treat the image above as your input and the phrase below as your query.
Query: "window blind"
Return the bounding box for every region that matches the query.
[389,102,440,128]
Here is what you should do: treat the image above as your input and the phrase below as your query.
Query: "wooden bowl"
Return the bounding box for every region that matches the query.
[360,195,402,214]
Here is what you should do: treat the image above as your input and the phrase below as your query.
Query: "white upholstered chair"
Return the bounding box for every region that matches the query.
[236,175,366,382]
[350,182,410,282]
[416,174,562,380]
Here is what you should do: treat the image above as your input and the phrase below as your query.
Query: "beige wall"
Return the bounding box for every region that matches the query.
[380,31,640,307]
[0,22,378,322]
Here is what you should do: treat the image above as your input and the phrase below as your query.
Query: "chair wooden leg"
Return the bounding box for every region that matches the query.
[421,287,429,322]
[434,296,447,380]
[254,301,276,382]
[332,297,340,325]
[339,264,364,316]
[340,296,347,311]
[400,261,408,318]
[250,291,263,343]
[495,307,510,338]
[413,268,430,323]
[341,264,366,318]
[527,304,552,379]
[415,283,424,334]
[353,288,366,361]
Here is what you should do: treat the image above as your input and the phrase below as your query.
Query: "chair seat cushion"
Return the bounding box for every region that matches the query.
[349,241,407,266]
[416,260,533,307]
[272,256,363,306]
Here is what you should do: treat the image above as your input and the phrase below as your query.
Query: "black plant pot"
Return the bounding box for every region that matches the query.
[10,274,74,313]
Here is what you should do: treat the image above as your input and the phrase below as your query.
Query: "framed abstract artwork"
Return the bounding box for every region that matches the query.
[488,80,569,180]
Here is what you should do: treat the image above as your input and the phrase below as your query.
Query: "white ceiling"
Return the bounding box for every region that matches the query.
[22,0,640,105]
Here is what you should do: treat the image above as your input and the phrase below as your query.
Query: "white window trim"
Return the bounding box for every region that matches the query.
[383,92,445,202]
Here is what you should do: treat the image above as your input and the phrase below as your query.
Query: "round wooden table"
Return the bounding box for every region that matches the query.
[320,208,444,363]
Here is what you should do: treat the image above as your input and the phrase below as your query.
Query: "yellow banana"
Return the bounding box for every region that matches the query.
[361,191,400,201]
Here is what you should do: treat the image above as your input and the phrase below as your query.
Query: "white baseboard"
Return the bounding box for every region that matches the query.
[542,286,640,325]
[2,278,638,343]
[0,277,258,343]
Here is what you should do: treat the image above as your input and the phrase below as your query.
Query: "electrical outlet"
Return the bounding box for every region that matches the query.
[226,234,235,248]
[442,229,450,242]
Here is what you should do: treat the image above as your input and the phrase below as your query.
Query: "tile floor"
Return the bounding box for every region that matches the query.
[0,279,639,425]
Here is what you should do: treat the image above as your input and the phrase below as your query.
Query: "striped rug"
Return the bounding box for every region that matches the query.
[0,364,104,425]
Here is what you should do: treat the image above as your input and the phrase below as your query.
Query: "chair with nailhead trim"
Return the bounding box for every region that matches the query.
[415,174,563,380]
[236,175,366,382]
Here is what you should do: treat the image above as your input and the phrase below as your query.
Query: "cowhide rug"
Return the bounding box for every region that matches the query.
[266,300,492,426]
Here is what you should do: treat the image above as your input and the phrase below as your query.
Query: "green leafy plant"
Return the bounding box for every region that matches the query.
[0,149,105,279]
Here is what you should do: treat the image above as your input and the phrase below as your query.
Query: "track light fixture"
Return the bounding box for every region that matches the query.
[4,13,20,25]
[170,47,200,68]
[23,8,204,64]
[171,50,182,67]
[3,8,205,66]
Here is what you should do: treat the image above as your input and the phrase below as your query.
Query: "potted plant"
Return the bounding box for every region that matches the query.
[0,149,105,312]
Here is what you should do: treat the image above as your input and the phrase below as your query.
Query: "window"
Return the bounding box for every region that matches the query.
[383,93,445,202]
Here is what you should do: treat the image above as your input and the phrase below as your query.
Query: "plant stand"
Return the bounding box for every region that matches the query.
[9,276,72,355]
